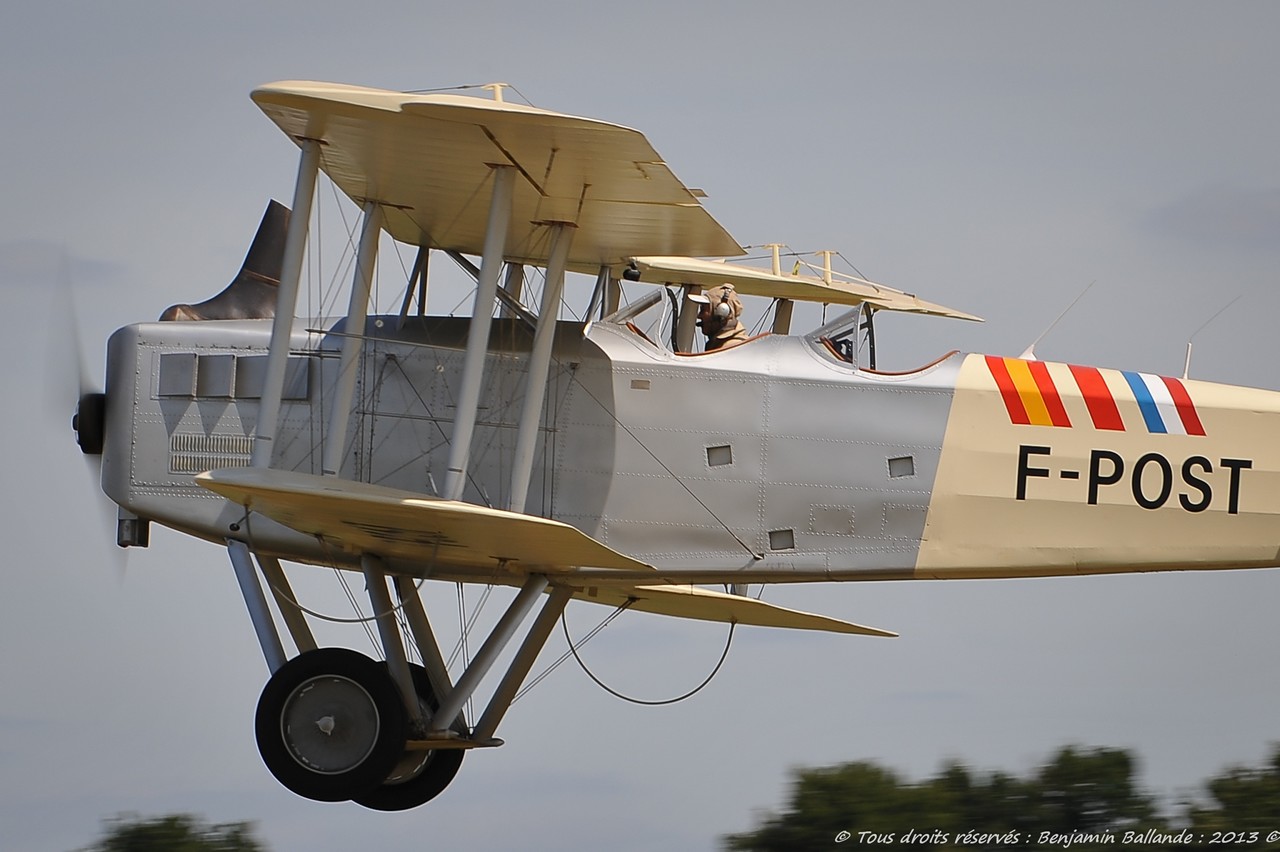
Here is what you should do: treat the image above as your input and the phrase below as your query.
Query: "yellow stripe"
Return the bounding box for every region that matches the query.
[1004,358,1053,426]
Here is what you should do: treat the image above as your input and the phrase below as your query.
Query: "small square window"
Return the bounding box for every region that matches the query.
[888,455,915,478]
[157,352,197,398]
[707,445,733,467]
[768,529,796,551]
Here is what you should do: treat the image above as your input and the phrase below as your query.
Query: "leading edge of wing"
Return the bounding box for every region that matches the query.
[196,468,654,574]
[572,583,897,637]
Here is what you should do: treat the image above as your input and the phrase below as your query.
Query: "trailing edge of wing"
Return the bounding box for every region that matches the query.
[572,583,897,637]
[196,468,654,574]
[626,255,982,321]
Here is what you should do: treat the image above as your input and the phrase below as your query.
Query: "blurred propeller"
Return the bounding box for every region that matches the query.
[44,250,130,575]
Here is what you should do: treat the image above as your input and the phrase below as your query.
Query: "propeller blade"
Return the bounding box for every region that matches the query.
[42,247,126,571]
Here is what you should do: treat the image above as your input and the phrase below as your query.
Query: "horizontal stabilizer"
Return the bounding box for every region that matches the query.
[196,468,654,574]
[572,583,897,636]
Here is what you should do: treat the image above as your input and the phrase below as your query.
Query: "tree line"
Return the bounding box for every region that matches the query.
[723,744,1280,851]
[74,743,1280,851]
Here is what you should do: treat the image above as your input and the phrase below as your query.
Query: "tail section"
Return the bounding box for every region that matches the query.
[159,200,289,321]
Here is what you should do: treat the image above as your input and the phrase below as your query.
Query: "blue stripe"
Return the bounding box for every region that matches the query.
[1122,371,1165,433]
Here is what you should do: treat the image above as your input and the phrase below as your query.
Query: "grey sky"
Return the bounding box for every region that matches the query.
[4,3,1280,850]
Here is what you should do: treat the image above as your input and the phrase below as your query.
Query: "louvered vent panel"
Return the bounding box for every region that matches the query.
[170,433,253,474]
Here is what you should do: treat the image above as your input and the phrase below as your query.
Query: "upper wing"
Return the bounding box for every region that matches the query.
[197,468,653,573]
[627,255,982,321]
[251,81,744,271]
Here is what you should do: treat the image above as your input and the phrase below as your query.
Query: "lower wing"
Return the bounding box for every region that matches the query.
[197,468,894,637]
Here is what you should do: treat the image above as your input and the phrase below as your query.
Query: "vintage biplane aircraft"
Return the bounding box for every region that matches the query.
[72,80,1280,809]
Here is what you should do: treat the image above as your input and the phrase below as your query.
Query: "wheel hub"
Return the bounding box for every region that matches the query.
[281,675,381,774]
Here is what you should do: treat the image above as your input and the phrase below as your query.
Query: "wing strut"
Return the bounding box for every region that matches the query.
[251,138,320,468]
[395,246,429,329]
[426,574,549,735]
[322,200,383,476]
[472,584,573,740]
[508,222,574,513]
[443,166,515,501]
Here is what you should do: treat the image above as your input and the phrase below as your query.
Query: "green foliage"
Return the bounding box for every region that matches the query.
[1185,745,1280,843]
[724,743,1280,852]
[1032,746,1157,833]
[77,813,267,852]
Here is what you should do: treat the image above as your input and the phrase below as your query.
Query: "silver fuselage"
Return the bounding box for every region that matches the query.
[102,316,955,583]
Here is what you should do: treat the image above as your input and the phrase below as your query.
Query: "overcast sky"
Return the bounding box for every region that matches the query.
[4,3,1280,851]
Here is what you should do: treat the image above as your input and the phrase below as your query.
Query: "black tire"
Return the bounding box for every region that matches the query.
[354,663,465,811]
[73,392,106,455]
[255,648,408,803]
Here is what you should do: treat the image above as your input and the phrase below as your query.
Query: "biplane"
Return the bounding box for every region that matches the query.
[72,80,1280,809]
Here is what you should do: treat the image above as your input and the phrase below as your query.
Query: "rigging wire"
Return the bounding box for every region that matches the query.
[567,374,761,560]
[513,601,632,702]
[243,514,428,628]
[402,83,532,105]
[266,534,429,625]
[447,582,496,669]
[334,563,381,653]
[561,608,737,706]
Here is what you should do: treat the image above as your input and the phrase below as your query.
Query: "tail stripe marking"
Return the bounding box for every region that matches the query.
[1067,364,1126,431]
[986,355,1031,425]
[1161,375,1207,436]
[1121,371,1167,433]
[1026,360,1072,427]
[986,357,1204,436]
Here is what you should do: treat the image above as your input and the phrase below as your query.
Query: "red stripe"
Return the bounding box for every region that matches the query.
[1027,360,1072,427]
[1160,375,1206,436]
[1068,364,1125,431]
[985,355,1030,425]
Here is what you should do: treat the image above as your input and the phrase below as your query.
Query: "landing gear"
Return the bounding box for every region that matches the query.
[254,648,407,802]
[228,539,572,808]
[354,664,465,811]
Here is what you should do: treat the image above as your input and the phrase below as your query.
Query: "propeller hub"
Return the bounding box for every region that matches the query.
[73,392,106,455]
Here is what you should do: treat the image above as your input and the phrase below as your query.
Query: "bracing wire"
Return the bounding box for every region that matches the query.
[334,568,381,654]
[568,374,760,559]
[264,568,428,625]
[561,608,737,706]
[243,514,427,627]
[513,602,633,703]
[449,582,498,669]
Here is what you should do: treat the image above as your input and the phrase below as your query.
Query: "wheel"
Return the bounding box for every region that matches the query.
[255,648,408,803]
[354,664,465,811]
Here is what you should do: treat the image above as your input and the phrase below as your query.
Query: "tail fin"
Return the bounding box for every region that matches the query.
[159,200,290,321]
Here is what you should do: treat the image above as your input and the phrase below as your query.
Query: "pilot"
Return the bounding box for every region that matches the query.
[689,283,749,351]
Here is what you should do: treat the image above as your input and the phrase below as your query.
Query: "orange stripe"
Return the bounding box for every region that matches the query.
[1027,360,1071,427]
[985,355,1030,424]
[1005,358,1054,426]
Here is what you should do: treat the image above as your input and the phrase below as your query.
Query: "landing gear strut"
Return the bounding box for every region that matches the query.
[228,539,572,808]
